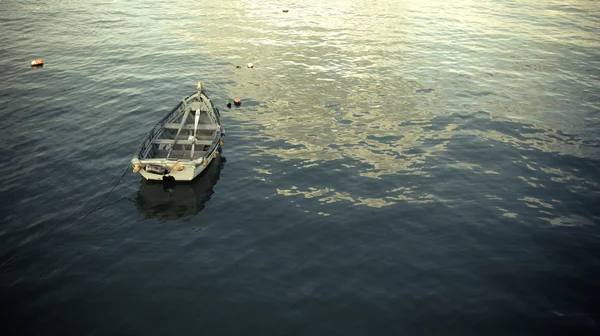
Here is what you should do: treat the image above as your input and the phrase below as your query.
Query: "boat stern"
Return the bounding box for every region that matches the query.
[131,150,220,182]
[131,158,196,181]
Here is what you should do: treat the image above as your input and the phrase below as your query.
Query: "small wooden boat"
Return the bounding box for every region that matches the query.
[131,82,223,181]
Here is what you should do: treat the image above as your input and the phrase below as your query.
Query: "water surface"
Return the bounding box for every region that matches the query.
[1,0,600,334]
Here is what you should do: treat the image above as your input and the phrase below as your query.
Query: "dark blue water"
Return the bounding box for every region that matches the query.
[2,0,600,334]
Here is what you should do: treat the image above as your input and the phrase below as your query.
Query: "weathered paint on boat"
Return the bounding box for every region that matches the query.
[131,83,223,181]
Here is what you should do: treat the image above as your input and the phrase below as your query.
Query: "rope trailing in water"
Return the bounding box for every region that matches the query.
[44,161,131,243]
[0,158,132,272]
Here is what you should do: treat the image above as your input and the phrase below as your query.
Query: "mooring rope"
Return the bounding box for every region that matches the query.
[0,158,132,272]
[45,161,131,243]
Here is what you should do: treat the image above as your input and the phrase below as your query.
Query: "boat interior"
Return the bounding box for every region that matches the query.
[144,98,219,161]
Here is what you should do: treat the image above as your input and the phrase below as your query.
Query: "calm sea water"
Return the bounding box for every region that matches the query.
[1,0,600,334]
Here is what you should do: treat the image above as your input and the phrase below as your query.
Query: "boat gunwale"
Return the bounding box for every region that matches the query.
[134,91,221,163]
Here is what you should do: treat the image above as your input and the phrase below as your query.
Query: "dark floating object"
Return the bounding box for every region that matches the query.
[236,65,241,69]
[283,10,289,13]
[226,102,232,108]
[416,88,434,93]
[162,175,176,192]
[31,59,43,67]
[233,97,241,106]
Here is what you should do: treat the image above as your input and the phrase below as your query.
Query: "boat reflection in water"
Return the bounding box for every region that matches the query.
[136,155,225,220]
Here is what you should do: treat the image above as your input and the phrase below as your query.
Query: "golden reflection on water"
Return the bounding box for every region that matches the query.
[164,1,600,221]
[204,0,599,216]
[540,215,595,227]
[276,186,437,209]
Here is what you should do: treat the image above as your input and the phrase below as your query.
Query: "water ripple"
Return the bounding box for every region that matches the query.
[1,0,600,333]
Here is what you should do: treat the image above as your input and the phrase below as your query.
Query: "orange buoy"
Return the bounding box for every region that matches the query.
[233,97,241,106]
[31,59,44,67]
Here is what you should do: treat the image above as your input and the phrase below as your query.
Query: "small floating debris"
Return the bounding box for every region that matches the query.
[236,65,241,69]
[233,97,242,106]
[283,10,289,13]
[247,63,254,69]
[31,59,44,67]
[226,102,232,108]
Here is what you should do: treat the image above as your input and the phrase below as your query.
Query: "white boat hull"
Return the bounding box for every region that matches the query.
[133,147,221,181]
